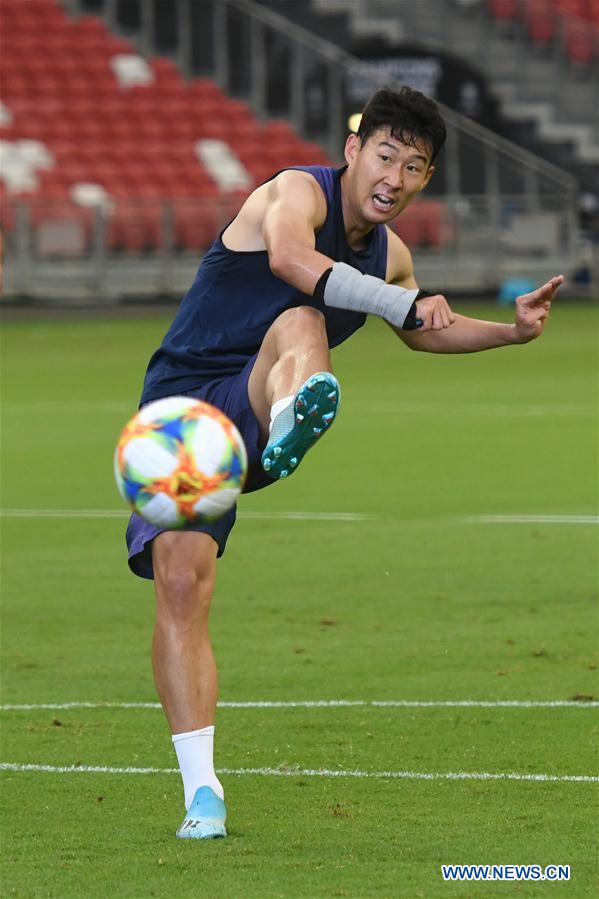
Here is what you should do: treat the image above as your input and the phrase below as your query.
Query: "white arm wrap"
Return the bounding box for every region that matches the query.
[323,261,419,329]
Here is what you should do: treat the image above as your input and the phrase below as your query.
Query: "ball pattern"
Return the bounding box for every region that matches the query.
[114,396,247,528]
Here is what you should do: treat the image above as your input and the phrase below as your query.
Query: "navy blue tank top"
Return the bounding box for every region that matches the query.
[140,165,388,404]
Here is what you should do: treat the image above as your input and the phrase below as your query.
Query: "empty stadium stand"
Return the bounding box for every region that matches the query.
[280,0,597,191]
[0,0,331,253]
[489,0,599,63]
[0,0,584,300]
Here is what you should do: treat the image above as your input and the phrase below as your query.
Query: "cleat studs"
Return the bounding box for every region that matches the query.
[323,412,335,422]
[313,427,322,435]
[296,413,304,422]
[307,380,317,391]
[273,446,282,457]
[315,375,325,383]
[296,396,307,408]
[290,457,298,467]
[308,404,319,416]
[327,391,337,401]
[280,469,288,478]
[263,457,272,471]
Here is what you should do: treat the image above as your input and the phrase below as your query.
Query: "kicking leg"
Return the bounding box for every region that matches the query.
[152,530,226,839]
[248,306,341,479]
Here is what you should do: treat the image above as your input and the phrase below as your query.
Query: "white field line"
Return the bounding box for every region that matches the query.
[0,762,596,784]
[1,509,597,525]
[1,700,597,711]
[466,514,599,525]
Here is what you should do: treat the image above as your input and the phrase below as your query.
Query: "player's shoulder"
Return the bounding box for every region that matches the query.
[384,225,415,285]
[266,168,328,223]
[269,168,327,200]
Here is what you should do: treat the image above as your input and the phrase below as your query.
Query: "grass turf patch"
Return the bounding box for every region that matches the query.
[1,773,596,898]
[1,303,598,897]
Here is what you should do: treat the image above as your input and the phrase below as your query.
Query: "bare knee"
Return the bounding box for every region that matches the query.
[267,308,328,378]
[153,534,216,625]
[273,305,326,342]
[156,566,214,627]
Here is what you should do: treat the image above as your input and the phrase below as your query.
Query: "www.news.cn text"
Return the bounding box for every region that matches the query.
[441,864,570,882]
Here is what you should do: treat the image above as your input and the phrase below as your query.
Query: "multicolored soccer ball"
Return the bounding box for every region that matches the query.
[114,396,247,528]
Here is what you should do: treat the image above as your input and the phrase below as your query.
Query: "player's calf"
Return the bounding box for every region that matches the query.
[261,371,340,480]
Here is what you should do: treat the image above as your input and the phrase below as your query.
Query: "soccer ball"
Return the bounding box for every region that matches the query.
[114,396,247,528]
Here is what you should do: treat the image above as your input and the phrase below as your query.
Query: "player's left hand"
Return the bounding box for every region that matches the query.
[513,275,564,343]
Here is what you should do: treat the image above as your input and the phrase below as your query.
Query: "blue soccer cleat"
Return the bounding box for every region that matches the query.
[176,786,227,840]
[262,372,340,480]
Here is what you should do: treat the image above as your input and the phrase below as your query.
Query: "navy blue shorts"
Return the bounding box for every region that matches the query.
[126,355,273,580]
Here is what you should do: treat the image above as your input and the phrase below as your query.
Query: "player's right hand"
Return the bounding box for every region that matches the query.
[415,294,456,330]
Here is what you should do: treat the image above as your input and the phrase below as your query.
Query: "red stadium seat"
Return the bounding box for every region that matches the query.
[261,119,298,141]
[186,79,226,103]
[186,175,222,198]
[107,199,164,252]
[0,126,20,144]
[196,120,233,141]
[225,98,256,125]
[13,0,67,21]
[150,56,184,82]
[488,0,519,19]
[36,177,70,200]
[235,144,270,173]
[524,0,555,43]
[563,17,597,59]
[0,1,330,247]
[553,0,585,14]
[0,75,34,100]
[221,188,252,219]
[171,197,222,250]
[77,119,112,142]
[105,119,141,143]
[69,15,109,41]
[106,36,138,58]
[392,201,453,248]
[165,119,203,142]
[421,202,450,247]
[392,215,423,247]
[59,161,98,185]
[229,120,262,142]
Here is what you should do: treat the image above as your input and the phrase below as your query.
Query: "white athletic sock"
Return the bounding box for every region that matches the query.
[269,394,294,441]
[172,725,224,809]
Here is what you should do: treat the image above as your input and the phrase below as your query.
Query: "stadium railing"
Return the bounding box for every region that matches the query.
[0,0,588,302]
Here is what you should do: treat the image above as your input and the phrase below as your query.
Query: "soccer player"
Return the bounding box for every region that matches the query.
[125,86,563,839]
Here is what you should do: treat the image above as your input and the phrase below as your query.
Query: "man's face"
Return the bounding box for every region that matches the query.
[343,127,435,225]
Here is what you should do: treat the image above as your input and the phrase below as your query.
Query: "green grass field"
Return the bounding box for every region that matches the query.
[1,303,598,898]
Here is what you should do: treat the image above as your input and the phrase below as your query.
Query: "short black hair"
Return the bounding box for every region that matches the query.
[356,86,446,164]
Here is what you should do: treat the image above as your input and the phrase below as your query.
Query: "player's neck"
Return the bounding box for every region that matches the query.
[341,191,375,251]
[340,170,379,251]
[345,224,374,252]
[344,219,374,252]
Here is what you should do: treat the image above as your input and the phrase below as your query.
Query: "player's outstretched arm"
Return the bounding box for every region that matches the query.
[394,275,564,354]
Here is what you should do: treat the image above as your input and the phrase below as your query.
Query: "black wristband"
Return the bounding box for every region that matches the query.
[402,301,419,330]
[313,267,333,302]
[402,289,431,330]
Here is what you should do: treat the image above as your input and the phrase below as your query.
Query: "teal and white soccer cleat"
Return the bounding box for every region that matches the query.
[262,372,340,480]
[176,786,227,839]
